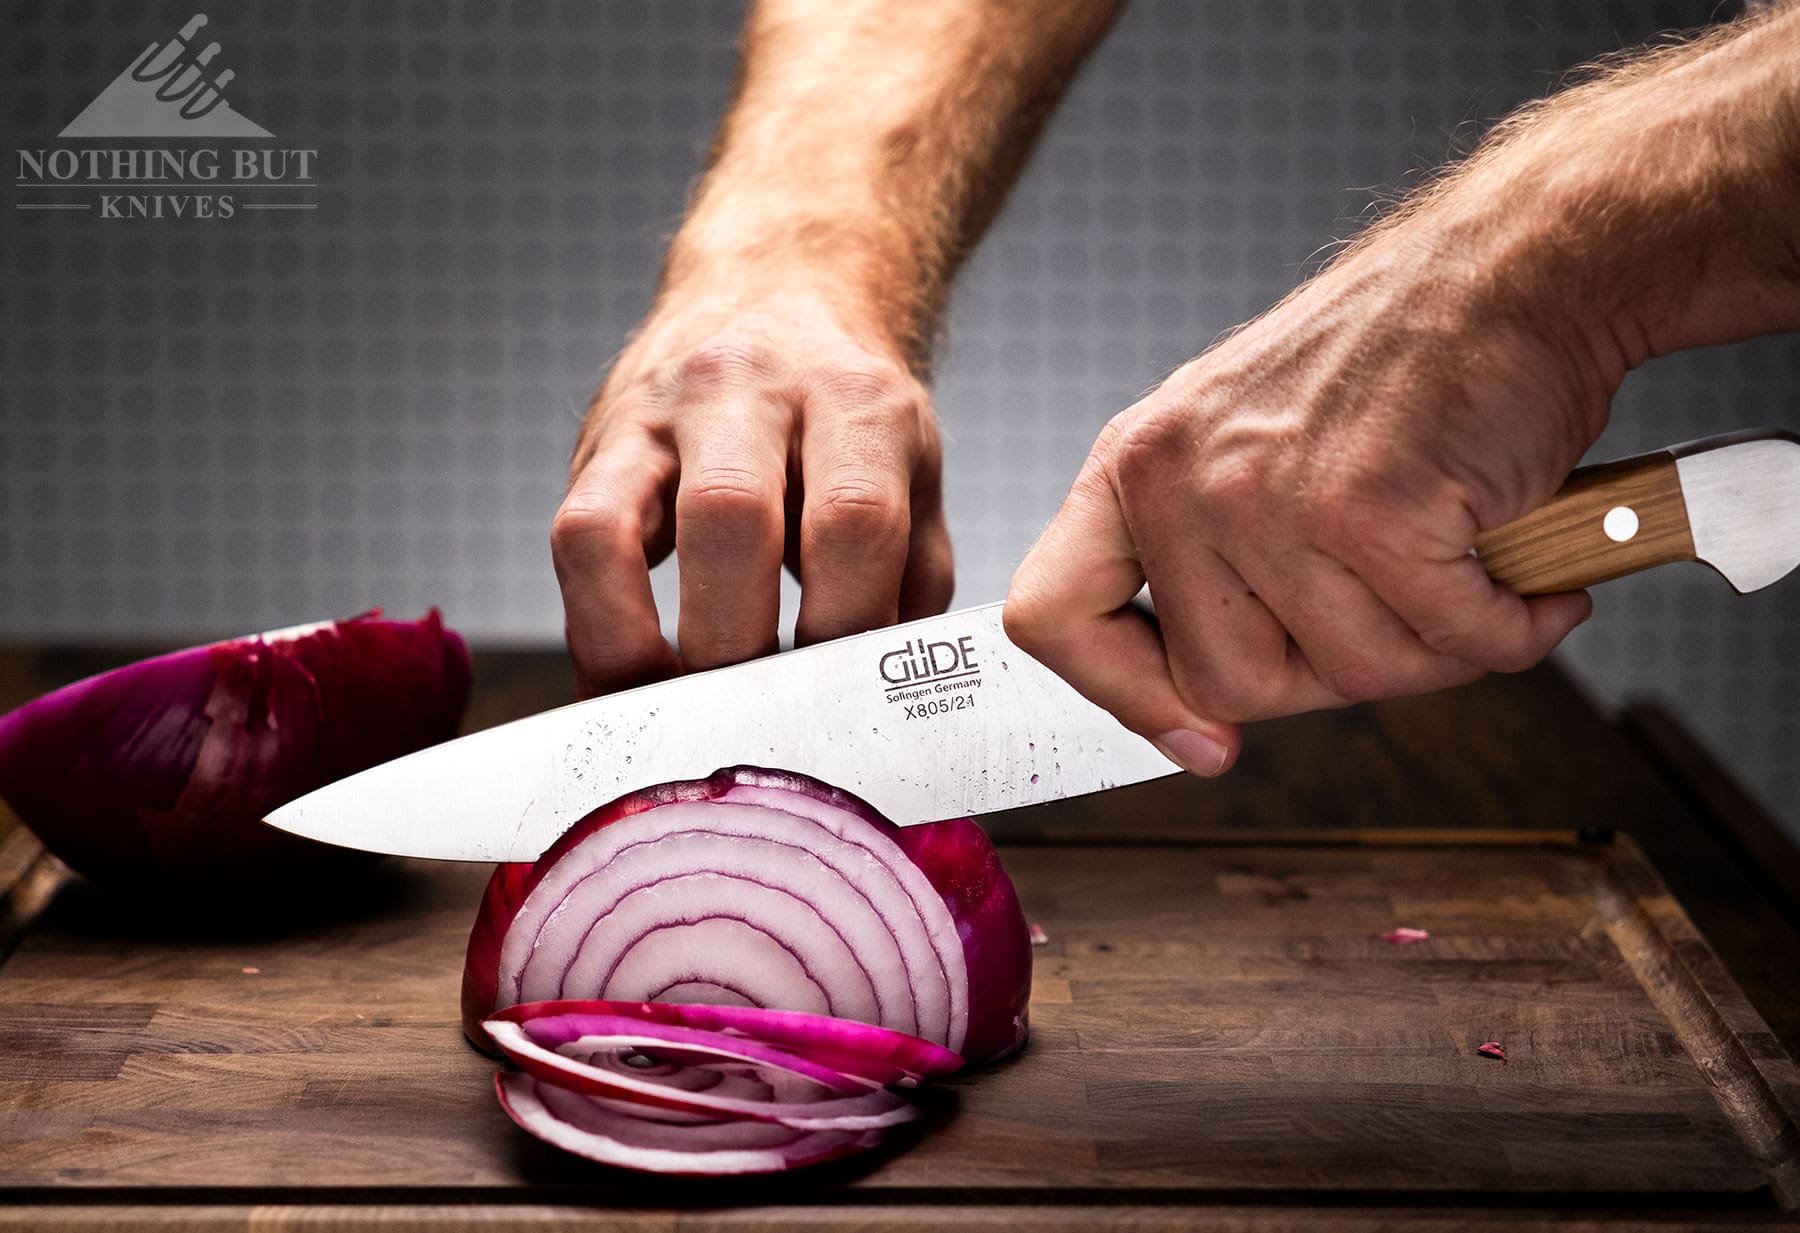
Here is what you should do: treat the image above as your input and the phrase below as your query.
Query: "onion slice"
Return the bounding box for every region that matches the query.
[495,1072,884,1175]
[464,767,1031,1065]
[482,1012,919,1131]
[486,999,962,1088]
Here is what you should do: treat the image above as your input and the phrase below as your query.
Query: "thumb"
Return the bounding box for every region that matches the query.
[1003,470,1239,777]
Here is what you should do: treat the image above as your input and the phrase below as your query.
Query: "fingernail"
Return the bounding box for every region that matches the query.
[1153,729,1231,777]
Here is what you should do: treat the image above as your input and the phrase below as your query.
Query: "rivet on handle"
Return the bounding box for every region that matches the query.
[1602,506,1639,543]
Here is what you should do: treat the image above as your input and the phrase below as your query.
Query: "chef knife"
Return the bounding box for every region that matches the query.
[266,429,1800,861]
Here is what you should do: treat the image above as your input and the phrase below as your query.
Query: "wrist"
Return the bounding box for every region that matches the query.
[594,230,929,420]
[1410,15,1800,379]
[659,193,937,370]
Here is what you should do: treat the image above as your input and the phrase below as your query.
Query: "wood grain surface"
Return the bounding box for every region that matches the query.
[2,834,1797,1219]
[3,647,1799,1230]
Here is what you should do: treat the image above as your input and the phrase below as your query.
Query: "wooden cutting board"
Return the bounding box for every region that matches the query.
[2,827,1797,1229]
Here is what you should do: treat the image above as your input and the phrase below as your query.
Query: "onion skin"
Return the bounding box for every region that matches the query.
[463,767,1032,1066]
[0,610,469,890]
[888,813,1033,1065]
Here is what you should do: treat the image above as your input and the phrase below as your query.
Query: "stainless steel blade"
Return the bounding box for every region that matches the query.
[1674,431,1800,593]
[265,603,1179,861]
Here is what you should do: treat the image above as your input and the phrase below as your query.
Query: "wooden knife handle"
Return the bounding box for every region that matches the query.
[1474,451,1698,595]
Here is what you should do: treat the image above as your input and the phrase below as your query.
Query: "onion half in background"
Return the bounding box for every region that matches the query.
[464,766,1033,1067]
[0,610,470,889]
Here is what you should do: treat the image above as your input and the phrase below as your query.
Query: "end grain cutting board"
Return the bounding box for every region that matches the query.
[1,822,1798,1230]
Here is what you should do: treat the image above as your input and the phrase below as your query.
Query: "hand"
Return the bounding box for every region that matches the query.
[1003,222,1606,776]
[552,287,954,697]
[1005,5,1800,775]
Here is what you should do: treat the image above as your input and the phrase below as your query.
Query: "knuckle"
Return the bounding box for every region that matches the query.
[1107,412,1183,492]
[1302,476,1381,557]
[1202,459,1265,523]
[1320,504,1418,587]
[1317,656,1390,704]
[678,466,781,539]
[1412,622,1466,660]
[1169,650,1282,724]
[807,480,907,552]
[550,501,628,562]
[676,468,781,561]
[811,358,918,411]
[571,636,663,686]
[1186,674,1266,725]
[677,339,780,390]
[1001,581,1060,660]
[1415,620,1523,673]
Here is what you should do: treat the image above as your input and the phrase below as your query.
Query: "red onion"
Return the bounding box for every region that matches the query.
[463,767,1032,1066]
[0,610,469,889]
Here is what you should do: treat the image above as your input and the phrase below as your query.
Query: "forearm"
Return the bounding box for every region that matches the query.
[1370,5,1800,391]
[659,0,1124,367]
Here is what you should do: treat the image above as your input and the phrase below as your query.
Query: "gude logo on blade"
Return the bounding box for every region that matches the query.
[15,14,319,221]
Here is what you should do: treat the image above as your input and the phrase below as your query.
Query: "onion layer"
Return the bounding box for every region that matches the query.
[483,1012,918,1130]
[495,1071,884,1175]
[463,767,1032,1066]
[0,610,469,889]
[486,998,963,1089]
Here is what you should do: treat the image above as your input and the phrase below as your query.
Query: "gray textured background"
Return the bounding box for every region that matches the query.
[5,1,1798,836]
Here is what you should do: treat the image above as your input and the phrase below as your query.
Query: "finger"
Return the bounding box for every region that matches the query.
[898,467,955,621]
[672,388,791,670]
[1355,540,1593,675]
[1005,464,1240,777]
[1142,540,1328,723]
[552,425,680,697]
[793,373,921,645]
[1235,547,1484,714]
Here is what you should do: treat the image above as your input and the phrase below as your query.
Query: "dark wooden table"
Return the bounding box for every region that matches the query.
[2,646,1798,1230]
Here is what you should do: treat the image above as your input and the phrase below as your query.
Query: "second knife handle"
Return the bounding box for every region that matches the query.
[1474,451,1698,596]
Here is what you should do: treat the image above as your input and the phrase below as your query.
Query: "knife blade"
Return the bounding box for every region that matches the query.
[267,603,1178,861]
[269,429,1800,862]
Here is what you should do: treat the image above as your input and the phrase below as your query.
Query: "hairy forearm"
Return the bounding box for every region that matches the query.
[659,0,1124,367]
[1363,5,1800,393]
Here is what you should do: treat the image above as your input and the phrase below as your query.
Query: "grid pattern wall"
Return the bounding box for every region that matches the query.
[5,0,1798,835]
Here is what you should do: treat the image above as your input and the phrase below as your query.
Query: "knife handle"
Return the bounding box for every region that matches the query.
[1474,451,1697,595]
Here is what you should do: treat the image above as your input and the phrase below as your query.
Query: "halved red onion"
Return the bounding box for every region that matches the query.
[482,1009,919,1130]
[0,610,469,889]
[463,767,1031,1065]
[496,1072,884,1175]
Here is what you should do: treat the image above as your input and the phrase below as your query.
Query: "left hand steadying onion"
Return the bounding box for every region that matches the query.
[0,610,470,891]
[465,767,1033,1173]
